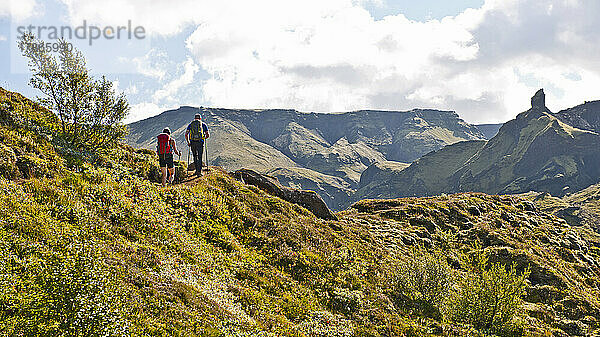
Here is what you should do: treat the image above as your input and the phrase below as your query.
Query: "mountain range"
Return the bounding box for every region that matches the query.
[127,89,600,212]
[127,106,487,209]
[358,90,600,201]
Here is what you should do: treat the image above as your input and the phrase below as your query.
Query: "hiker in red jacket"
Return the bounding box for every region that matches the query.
[157,127,181,187]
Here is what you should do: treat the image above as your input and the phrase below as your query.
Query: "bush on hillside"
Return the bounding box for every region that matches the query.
[174,160,188,181]
[444,247,529,335]
[95,145,188,184]
[0,143,18,179]
[16,154,51,179]
[391,247,452,318]
[295,311,354,337]
[329,287,363,315]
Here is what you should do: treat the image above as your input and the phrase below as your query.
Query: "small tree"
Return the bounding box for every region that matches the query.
[17,33,128,151]
[86,76,128,149]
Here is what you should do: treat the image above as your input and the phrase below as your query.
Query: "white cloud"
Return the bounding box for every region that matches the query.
[124,84,138,95]
[152,57,199,102]
[0,0,39,21]
[59,0,600,123]
[59,0,207,36]
[184,0,600,122]
[126,102,165,123]
[126,49,170,80]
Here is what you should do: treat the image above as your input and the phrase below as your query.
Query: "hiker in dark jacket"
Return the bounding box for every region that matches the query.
[185,113,210,176]
[157,127,181,187]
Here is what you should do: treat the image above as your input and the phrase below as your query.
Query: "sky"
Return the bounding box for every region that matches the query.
[1,0,599,124]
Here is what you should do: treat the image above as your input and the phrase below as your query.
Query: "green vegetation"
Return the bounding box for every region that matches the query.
[391,248,451,318]
[445,246,529,335]
[390,245,529,334]
[353,195,600,336]
[1,86,600,336]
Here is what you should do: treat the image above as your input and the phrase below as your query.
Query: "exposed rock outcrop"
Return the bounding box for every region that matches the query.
[531,88,546,110]
[232,168,337,220]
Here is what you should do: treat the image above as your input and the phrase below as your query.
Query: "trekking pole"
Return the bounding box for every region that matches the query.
[187,147,190,171]
[177,153,181,183]
[204,138,209,172]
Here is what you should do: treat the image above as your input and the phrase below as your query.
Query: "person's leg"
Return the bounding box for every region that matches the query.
[168,168,175,183]
[191,141,200,174]
[161,167,167,187]
[192,141,202,175]
[167,154,175,183]
[159,154,167,187]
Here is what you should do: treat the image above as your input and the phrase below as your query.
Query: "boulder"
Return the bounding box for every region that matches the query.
[232,169,337,220]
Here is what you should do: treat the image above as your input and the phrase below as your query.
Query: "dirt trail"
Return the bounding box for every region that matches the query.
[179,166,224,186]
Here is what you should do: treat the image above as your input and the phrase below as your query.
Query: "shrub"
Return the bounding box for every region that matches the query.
[0,143,18,179]
[18,34,128,153]
[296,311,354,337]
[136,148,155,156]
[16,154,50,178]
[392,247,452,317]
[444,247,529,334]
[329,287,363,315]
[151,163,162,183]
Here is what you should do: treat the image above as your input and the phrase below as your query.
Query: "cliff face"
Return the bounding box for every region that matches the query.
[357,89,600,200]
[475,123,503,139]
[555,100,600,134]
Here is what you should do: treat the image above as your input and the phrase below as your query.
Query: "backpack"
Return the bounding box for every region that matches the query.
[157,133,171,155]
[189,120,204,141]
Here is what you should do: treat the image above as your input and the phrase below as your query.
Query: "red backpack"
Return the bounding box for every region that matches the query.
[157,133,171,155]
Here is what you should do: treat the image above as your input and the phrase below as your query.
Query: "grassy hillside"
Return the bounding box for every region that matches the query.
[522,182,600,231]
[2,87,600,336]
